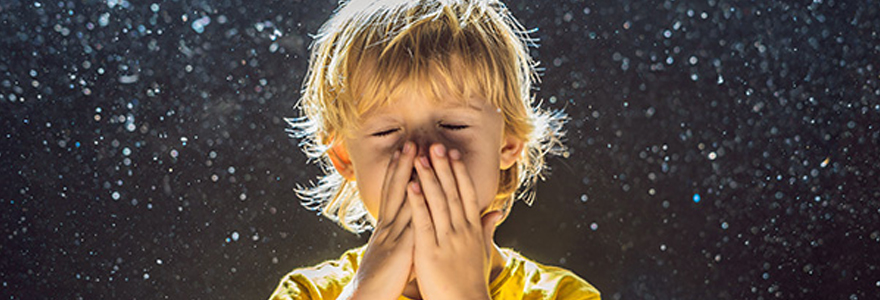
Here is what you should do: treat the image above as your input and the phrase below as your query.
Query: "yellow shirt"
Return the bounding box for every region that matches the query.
[269,245,601,300]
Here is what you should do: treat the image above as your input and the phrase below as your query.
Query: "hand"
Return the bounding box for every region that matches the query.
[407,143,503,300]
[340,142,417,300]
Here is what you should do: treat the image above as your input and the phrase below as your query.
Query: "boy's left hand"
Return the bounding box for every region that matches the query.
[407,143,503,300]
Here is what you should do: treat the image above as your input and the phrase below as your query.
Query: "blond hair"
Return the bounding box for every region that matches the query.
[287,0,567,233]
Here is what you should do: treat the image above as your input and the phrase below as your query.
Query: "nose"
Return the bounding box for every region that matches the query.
[407,126,443,158]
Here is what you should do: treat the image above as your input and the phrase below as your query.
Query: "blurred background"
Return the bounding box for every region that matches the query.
[2,0,878,299]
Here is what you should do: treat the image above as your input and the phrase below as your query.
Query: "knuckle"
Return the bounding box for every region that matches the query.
[376,219,389,230]
[381,217,397,229]
[446,193,460,204]
[371,230,389,242]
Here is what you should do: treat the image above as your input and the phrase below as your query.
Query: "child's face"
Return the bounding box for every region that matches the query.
[336,82,522,222]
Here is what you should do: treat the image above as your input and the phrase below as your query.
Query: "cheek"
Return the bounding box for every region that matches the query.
[350,141,412,220]
[444,135,473,152]
[351,149,397,219]
[458,148,502,210]
[354,169,381,220]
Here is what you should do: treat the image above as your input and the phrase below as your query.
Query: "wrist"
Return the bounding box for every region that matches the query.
[438,288,491,300]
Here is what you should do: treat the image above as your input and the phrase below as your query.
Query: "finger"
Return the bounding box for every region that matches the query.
[429,144,466,230]
[414,152,452,236]
[377,149,401,227]
[407,181,437,246]
[449,148,480,225]
[381,141,416,227]
[388,203,412,240]
[391,218,414,244]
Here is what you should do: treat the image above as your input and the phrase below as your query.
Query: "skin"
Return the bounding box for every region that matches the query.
[329,81,524,300]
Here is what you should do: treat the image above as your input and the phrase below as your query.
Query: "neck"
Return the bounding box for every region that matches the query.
[401,242,508,300]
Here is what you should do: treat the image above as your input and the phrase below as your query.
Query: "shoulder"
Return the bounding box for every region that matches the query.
[268,246,366,300]
[502,249,601,300]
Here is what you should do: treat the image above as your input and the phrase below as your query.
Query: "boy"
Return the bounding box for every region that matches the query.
[271,0,601,299]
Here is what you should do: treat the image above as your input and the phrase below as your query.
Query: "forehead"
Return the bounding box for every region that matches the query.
[359,78,490,119]
[350,53,491,118]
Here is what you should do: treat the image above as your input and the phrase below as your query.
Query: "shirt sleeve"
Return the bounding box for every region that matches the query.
[551,274,601,300]
[268,271,323,300]
[268,247,363,300]
[517,264,601,300]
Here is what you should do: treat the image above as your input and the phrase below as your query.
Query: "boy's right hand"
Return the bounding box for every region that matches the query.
[340,142,416,300]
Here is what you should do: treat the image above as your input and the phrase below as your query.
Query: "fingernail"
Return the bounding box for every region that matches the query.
[403,142,413,154]
[432,144,446,157]
[419,156,430,168]
[410,181,421,194]
[449,149,461,160]
[393,150,400,160]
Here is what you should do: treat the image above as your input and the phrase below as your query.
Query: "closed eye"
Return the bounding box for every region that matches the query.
[372,124,467,137]
[440,124,469,131]
[371,128,398,137]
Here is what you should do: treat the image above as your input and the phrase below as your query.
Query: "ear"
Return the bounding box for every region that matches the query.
[327,141,356,181]
[499,134,525,170]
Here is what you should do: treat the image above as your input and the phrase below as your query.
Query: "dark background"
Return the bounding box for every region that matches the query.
[2,0,879,299]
